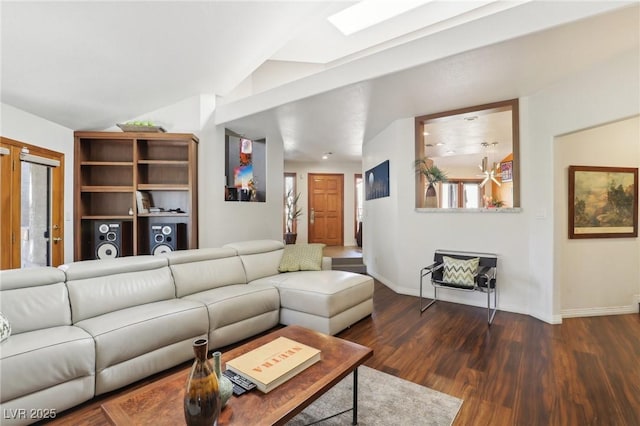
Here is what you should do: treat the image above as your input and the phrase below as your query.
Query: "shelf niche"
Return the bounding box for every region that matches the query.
[224,131,266,202]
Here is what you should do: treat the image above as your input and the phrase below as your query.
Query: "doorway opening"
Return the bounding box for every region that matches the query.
[1,137,64,269]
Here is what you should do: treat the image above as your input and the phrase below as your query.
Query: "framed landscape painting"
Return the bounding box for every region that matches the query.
[568,165,638,239]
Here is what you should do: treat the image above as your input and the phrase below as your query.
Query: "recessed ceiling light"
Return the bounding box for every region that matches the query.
[328,0,432,36]
[446,150,456,155]
[423,131,430,136]
[436,142,445,146]
[322,152,333,160]
[464,116,478,121]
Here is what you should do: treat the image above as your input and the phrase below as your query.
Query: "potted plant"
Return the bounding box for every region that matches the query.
[284,189,303,244]
[483,195,504,208]
[415,157,447,208]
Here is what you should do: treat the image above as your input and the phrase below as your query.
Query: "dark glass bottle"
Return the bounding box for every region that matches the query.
[184,338,221,426]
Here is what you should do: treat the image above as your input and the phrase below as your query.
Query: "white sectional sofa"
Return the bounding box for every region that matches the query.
[0,240,373,425]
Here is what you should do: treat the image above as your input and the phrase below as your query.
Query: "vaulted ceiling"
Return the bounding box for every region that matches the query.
[2,1,638,162]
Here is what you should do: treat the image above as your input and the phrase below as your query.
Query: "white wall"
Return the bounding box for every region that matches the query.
[362,48,640,323]
[285,160,362,246]
[528,48,640,321]
[1,103,75,263]
[362,118,531,316]
[197,118,284,248]
[555,116,640,316]
[102,94,215,134]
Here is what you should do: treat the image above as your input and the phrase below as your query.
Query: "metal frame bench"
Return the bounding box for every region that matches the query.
[419,249,498,325]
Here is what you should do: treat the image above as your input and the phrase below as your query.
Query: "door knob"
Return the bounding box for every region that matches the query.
[310,208,315,224]
[53,237,63,243]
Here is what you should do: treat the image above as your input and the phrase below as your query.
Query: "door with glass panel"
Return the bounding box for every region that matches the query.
[0,137,64,269]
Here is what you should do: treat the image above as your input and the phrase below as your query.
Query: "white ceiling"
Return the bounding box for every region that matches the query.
[2,1,638,163]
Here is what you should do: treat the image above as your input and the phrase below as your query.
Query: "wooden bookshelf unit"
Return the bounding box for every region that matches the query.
[74,131,198,261]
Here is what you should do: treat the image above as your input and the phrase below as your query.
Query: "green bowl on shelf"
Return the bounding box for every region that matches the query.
[117,123,166,133]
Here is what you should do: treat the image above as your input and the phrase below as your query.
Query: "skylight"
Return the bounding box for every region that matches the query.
[328,0,433,36]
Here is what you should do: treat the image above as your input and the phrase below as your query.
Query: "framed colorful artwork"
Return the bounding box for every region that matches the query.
[500,161,513,182]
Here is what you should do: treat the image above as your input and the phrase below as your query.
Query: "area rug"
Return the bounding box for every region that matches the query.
[287,366,462,425]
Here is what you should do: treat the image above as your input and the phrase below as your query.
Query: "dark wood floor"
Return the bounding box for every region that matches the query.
[46,280,640,426]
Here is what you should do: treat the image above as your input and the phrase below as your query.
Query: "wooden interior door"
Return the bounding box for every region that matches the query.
[308,173,343,246]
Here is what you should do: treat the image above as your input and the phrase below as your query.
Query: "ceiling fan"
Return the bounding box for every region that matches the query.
[478,156,501,187]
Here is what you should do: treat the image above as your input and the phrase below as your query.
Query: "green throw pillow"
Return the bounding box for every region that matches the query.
[442,256,479,287]
[278,244,326,272]
[0,312,11,343]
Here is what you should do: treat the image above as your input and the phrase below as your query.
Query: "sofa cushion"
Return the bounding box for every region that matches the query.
[74,299,208,371]
[59,255,167,280]
[0,326,95,403]
[182,282,280,330]
[223,239,284,255]
[0,267,71,334]
[224,240,284,282]
[65,260,176,323]
[278,244,325,272]
[0,266,66,291]
[161,247,238,264]
[164,248,247,297]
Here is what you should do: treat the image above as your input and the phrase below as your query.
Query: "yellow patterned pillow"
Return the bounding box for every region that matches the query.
[278,244,326,272]
[442,256,479,287]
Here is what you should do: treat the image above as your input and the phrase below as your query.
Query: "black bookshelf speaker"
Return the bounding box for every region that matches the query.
[94,221,131,259]
[149,223,187,255]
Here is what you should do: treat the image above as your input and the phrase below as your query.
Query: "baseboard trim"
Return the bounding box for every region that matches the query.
[367,272,397,292]
[375,275,550,321]
[561,303,639,318]
[369,273,638,324]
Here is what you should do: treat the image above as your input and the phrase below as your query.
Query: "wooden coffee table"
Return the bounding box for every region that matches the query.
[101,325,373,426]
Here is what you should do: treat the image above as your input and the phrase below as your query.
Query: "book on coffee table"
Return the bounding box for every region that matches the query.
[226,336,321,393]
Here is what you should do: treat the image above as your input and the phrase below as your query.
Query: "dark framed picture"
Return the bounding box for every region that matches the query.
[365,160,390,200]
[568,165,638,239]
[500,161,513,182]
